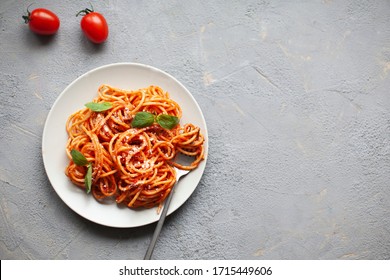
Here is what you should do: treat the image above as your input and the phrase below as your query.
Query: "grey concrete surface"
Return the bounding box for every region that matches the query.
[1,0,390,259]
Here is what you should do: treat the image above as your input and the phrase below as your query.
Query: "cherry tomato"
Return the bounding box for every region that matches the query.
[77,8,108,44]
[22,7,60,35]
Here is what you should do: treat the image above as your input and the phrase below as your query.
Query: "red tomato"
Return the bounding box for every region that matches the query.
[23,7,60,35]
[77,8,108,44]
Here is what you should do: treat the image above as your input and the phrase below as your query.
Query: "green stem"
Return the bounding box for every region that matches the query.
[76,8,93,17]
[22,3,34,24]
[76,3,94,17]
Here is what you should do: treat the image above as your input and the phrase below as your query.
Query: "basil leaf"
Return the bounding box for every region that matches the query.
[85,102,112,112]
[85,163,92,194]
[131,111,155,128]
[70,149,89,166]
[156,114,179,130]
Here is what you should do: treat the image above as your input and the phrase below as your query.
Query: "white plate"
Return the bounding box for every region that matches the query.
[42,63,208,228]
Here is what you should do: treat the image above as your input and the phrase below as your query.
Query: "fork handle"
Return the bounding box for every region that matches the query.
[144,184,176,260]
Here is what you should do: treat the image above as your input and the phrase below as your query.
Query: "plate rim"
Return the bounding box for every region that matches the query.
[42,62,208,228]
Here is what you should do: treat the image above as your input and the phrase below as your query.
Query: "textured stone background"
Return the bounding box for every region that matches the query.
[1,0,389,259]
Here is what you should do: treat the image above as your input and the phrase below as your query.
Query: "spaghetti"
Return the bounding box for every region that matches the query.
[65,84,205,209]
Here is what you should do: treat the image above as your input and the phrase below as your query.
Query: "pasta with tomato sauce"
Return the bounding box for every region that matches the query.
[65,84,205,210]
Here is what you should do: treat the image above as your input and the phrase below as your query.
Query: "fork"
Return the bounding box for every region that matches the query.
[144,167,190,260]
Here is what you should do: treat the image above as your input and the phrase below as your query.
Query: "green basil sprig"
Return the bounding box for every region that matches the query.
[85,102,112,112]
[131,111,155,128]
[131,112,179,130]
[70,149,89,166]
[84,164,92,193]
[70,149,92,194]
[156,114,179,129]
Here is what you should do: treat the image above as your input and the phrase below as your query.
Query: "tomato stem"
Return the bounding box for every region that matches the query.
[22,3,34,23]
[22,14,30,24]
[76,3,94,17]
